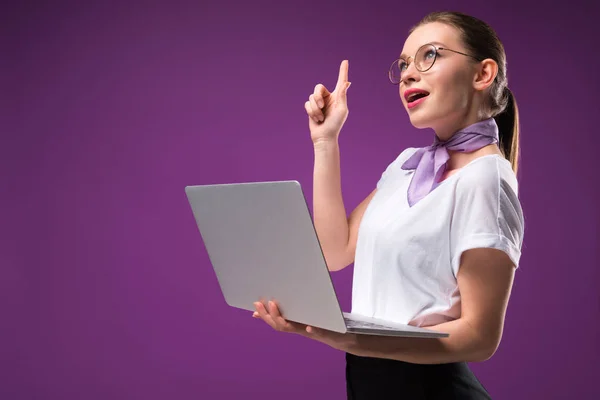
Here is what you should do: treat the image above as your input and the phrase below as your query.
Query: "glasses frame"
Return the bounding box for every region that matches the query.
[388,43,481,85]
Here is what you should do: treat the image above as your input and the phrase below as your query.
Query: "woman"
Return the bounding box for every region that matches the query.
[253,11,524,399]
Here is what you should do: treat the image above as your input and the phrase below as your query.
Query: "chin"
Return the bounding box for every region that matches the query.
[407,112,434,130]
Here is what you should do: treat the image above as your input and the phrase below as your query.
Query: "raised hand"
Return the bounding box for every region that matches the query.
[304,60,351,144]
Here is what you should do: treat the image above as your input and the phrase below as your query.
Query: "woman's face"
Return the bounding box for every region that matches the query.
[399,22,481,139]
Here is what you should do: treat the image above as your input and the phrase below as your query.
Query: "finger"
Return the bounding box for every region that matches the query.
[306,326,321,335]
[269,301,306,333]
[304,101,319,123]
[268,300,280,316]
[313,84,328,108]
[268,301,291,330]
[309,95,324,122]
[260,301,290,332]
[253,302,265,317]
[254,302,277,329]
[334,60,349,92]
[337,80,351,106]
[268,301,287,323]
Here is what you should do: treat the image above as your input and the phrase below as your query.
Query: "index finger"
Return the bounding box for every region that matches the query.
[335,60,349,91]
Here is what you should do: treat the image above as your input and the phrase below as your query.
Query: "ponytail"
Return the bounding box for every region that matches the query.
[494,88,520,175]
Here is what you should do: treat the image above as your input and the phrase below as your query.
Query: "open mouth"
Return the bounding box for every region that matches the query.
[406,91,429,104]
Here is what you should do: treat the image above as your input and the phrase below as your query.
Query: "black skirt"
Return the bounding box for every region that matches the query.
[346,353,492,399]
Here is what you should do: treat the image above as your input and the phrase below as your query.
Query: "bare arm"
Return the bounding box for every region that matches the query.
[313,139,376,271]
[304,60,376,272]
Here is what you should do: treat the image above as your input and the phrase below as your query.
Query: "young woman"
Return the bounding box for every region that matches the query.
[253,11,524,399]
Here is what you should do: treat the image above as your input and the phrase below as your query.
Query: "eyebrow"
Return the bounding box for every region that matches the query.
[399,41,446,59]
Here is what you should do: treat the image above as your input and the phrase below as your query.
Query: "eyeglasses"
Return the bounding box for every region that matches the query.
[388,43,481,85]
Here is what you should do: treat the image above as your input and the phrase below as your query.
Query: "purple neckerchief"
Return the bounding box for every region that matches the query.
[400,118,499,207]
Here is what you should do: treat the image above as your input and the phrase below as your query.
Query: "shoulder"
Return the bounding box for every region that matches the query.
[376,147,419,189]
[454,155,519,198]
[378,147,419,177]
[450,155,525,271]
[452,155,524,233]
[387,147,420,169]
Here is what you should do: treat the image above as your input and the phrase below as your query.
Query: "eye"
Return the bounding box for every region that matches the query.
[423,49,436,60]
[398,60,408,71]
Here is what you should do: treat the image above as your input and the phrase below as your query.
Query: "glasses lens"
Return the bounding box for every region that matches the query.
[415,44,437,72]
[389,59,405,84]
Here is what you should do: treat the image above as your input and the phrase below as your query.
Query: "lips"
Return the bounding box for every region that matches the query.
[404,88,430,105]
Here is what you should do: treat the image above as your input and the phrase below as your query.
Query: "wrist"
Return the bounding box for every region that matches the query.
[313,138,339,151]
[342,333,361,354]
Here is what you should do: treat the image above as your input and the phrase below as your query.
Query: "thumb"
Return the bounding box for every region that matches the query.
[337,81,351,104]
[306,325,327,335]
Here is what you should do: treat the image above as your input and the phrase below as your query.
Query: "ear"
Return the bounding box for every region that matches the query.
[473,58,498,92]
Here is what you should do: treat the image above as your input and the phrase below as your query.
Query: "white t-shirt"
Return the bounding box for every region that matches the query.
[351,147,525,327]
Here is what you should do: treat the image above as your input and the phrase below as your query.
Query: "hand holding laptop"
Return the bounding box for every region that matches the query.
[252,299,354,352]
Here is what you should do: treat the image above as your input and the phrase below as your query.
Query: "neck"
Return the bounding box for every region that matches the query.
[432,102,484,141]
[434,117,481,142]
[437,115,502,170]
[446,144,502,170]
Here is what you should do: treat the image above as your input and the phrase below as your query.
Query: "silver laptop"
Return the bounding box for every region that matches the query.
[185,180,448,338]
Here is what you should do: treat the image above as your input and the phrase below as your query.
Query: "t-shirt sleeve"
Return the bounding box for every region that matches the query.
[449,160,525,277]
[376,147,417,190]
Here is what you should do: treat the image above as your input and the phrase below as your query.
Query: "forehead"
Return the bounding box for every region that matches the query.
[400,22,462,57]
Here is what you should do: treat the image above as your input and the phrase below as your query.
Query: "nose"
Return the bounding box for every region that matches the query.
[401,59,420,84]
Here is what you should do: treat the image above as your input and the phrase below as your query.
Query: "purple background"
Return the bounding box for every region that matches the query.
[4,0,599,398]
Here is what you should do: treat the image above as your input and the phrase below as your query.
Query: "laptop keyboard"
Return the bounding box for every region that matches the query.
[344,317,393,330]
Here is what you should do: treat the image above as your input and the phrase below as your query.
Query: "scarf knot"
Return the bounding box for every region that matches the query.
[400,118,499,207]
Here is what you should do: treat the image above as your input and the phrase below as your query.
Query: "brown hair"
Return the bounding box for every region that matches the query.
[411,11,520,175]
